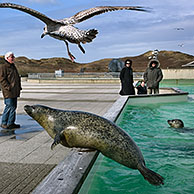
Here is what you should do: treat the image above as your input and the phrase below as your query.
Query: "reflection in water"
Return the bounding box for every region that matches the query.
[0,115,43,140]
[0,129,15,136]
[171,127,194,133]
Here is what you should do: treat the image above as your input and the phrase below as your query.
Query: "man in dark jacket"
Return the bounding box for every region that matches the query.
[143,59,163,94]
[119,59,135,95]
[0,52,22,129]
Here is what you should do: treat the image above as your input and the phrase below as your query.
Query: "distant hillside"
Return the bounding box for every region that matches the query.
[1,50,194,76]
[126,50,194,71]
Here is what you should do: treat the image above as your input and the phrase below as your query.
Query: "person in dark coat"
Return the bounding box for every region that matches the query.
[0,52,22,130]
[143,59,163,94]
[136,80,147,95]
[119,59,135,95]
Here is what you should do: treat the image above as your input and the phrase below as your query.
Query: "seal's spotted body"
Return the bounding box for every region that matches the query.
[24,104,164,186]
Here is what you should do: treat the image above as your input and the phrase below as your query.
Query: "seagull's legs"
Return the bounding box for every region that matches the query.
[64,40,76,62]
[78,44,85,54]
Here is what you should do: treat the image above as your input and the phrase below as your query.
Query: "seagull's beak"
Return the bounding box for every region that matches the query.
[41,33,45,38]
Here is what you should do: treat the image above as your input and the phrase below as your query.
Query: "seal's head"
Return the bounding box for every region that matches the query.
[24,105,56,136]
[167,119,184,128]
[24,105,49,118]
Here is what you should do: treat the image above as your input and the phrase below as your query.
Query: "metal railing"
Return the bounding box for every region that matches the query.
[27,72,144,79]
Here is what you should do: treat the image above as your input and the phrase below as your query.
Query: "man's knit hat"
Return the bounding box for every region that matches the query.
[5,51,14,60]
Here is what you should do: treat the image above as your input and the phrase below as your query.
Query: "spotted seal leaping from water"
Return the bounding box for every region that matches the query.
[24,104,164,186]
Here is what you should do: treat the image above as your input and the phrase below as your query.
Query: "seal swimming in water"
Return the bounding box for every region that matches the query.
[167,119,184,128]
[167,119,194,133]
[24,104,164,185]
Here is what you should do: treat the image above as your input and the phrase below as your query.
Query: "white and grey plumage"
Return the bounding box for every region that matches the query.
[0,3,149,62]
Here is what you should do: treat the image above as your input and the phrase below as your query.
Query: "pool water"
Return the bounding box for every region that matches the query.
[79,85,194,194]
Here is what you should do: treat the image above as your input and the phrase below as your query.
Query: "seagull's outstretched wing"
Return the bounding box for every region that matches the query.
[0,3,56,25]
[65,6,149,24]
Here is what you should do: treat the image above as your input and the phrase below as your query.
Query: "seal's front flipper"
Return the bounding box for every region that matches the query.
[51,133,61,150]
[51,130,70,150]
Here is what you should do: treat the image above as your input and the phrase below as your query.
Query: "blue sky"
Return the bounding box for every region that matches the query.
[0,0,194,63]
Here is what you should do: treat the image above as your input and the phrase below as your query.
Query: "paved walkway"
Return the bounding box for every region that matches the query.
[0,81,120,194]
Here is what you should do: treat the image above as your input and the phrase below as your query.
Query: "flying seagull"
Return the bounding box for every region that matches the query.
[174,27,184,31]
[0,3,149,62]
[178,43,184,47]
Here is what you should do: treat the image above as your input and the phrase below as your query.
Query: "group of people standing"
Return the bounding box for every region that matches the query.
[0,51,163,131]
[119,58,163,95]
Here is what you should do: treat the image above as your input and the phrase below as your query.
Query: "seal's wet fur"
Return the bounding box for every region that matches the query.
[168,119,194,133]
[24,104,164,186]
[167,119,184,128]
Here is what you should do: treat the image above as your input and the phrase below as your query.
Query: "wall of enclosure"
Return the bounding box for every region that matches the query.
[162,69,194,79]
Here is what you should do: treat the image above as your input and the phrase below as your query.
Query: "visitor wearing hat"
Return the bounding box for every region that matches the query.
[143,59,163,94]
[0,51,22,130]
[119,59,135,95]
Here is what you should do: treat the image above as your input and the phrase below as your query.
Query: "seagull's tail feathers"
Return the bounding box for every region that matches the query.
[82,29,98,43]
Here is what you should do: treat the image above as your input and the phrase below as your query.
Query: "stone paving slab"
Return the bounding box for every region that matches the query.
[0,162,56,194]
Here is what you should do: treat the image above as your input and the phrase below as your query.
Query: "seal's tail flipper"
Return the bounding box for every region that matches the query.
[138,164,164,186]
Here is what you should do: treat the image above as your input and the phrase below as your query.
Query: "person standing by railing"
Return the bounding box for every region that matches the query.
[119,59,135,95]
[143,59,163,94]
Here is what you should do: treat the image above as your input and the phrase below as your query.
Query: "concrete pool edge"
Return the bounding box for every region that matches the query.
[126,87,189,105]
[32,96,128,194]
